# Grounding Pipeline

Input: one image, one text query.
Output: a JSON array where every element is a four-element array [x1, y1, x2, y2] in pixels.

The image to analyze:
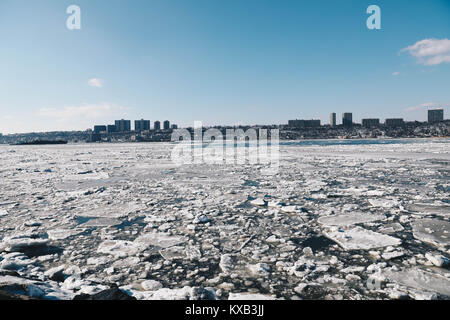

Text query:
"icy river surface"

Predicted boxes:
[[0, 139, 449, 300]]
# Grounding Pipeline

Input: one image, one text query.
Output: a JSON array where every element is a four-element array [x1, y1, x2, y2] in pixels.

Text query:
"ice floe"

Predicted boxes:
[[325, 227, 401, 250]]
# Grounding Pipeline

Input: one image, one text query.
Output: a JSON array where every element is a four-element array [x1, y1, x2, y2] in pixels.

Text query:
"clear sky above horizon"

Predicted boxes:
[[0, 0, 449, 134]]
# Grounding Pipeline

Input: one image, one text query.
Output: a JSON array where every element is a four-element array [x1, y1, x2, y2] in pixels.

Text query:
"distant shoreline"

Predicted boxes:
[[1, 136, 449, 147]]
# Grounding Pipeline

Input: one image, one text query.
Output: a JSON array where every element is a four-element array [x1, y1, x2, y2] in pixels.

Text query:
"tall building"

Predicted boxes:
[[342, 113, 353, 127], [330, 113, 336, 127], [428, 109, 444, 123], [362, 118, 380, 128], [107, 125, 117, 133], [288, 119, 321, 128], [135, 119, 150, 131], [115, 119, 131, 132], [93, 125, 107, 133], [172, 124, 178, 129], [154, 121, 161, 131], [163, 120, 171, 130], [385, 118, 404, 127]]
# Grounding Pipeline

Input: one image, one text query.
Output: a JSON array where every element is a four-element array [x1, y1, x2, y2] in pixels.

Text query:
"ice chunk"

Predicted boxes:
[[134, 232, 187, 249], [97, 240, 142, 258], [425, 253, 450, 267], [405, 204, 450, 217], [411, 219, 450, 247], [247, 263, 271, 277], [193, 214, 211, 224], [2, 236, 49, 253], [130, 286, 214, 300], [378, 223, 404, 234], [159, 246, 186, 260], [325, 227, 401, 250], [228, 292, 276, 300], [250, 198, 265, 207], [47, 229, 81, 241], [318, 212, 385, 227], [141, 280, 163, 291], [0, 209, 8, 217], [385, 267, 450, 297], [87, 256, 110, 266], [382, 251, 404, 260], [285, 256, 330, 278], [44, 266, 66, 282], [368, 199, 399, 208], [281, 206, 301, 213], [79, 217, 121, 227], [219, 254, 236, 274]]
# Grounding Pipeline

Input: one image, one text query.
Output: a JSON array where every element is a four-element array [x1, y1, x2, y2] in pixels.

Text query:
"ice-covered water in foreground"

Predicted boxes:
[[0, 139, 449, 300]]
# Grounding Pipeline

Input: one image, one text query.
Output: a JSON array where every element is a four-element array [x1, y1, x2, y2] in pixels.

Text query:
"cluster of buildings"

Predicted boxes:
[[288, 109, 445, 129], [93, 119, 177, 134]]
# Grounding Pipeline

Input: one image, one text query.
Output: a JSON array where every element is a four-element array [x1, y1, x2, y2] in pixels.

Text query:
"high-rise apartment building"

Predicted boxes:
[[428, 109, 444, 123], [135, 119, 151, 131], [330, 113, 336, 126], [154, 121, 161, 131], [342, 113, 353, 127], [115, 119, 131, 132]]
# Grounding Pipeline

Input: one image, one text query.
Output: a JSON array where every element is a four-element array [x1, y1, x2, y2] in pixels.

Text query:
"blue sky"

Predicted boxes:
[[0, 0, 449, 133]]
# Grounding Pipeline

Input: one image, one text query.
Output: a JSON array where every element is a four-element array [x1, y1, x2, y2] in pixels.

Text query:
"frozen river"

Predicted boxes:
[[0, 139, 449, 300]]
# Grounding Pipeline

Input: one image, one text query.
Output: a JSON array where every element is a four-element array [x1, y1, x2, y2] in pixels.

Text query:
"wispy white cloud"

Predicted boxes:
[[39, 103, 126, 122], [401, 39, 450, 66], [88, 78, 103, 88], [392, 72, 400, 76], [404, 102, 449, 113]]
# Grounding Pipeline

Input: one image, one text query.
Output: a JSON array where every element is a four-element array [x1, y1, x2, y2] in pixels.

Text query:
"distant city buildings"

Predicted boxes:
[[330, 113, 336, 127], [135, 119, 150, 131], [107, 125, 117, 133], [288, 119, 321, 128], [154, 121, 161, 131], [91, 117, 177, 135], [163, 120, 171, 130], [342, 113, 353, 127], [428, 109, 444, 123], [385, 118, 404, 127], [93, 125, 107, 133], [84, 108, 447, 143], [362, 118, 380, 128], [115, 119, 131, 132]]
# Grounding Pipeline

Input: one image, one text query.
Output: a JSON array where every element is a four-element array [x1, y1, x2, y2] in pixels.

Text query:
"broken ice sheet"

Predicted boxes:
[[1, 140, 449, 300], [97, 240, 142, 258], [79, 217, 122, 228], [384, 267, 450, 297], [368, 199, 399, 208], [325, 227, 401, 250], [228, 292, 276, 300], [134, 232, 187, 249], [411, 218, 450, 247], [405, 203, 450, 217], [318, 212, 385, 227], [159, 246, 186, 260], [75, 202, 142, 218]]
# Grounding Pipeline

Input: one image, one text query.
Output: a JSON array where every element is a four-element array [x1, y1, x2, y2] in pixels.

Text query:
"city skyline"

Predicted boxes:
[[89, 108, 445, 133], [1, 0, 450, 134], [0, 107, 447, 136]]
